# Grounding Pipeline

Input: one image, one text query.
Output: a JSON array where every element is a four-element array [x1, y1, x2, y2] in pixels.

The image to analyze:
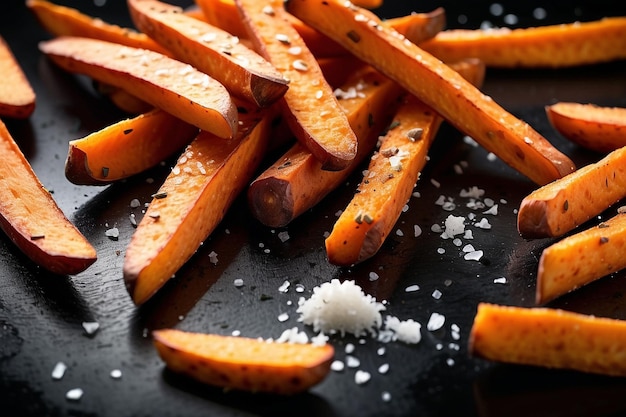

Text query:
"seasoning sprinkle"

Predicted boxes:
[[292, 59, 308, 71], [347, 30, 361, 43], [407, 127, 424, 141]]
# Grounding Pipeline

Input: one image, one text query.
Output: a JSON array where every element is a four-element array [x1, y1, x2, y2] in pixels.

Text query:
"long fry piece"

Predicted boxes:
[[124, 103, 270, 305], [536, 213, 626, 304], [420, 17, 626, 68], [39, 36, 238, 138], [65, 109, 198, 185], [236, 0, 358, 171], [0, 37, 35, 119], [285, 0, 576, 185], [27, 0, 170, 55], [469, 303, 626, 377], [247, 66, 402, 228], [518, 146, 626, 238], [128, 0, 288, 107], [0, 120, 96, 275], [546, 102, 626, 153], [325, 59, 485, 266], [153, 329, 334, 394]]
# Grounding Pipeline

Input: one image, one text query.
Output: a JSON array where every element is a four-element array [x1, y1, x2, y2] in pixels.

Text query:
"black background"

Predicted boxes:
[[2, 1, 626, 416]]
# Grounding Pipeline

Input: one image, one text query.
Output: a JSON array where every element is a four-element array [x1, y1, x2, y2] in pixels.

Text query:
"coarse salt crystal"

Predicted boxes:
[[233, 278, 244, 287], [66, 388, 84, 401], [331, 360, 345, 372], [464, 250, 484, 261], [378, 363, 390, 374], [277, 312, 289, 322], [346, 355, 360, 368], [105, 227, 119, 239], [355, 370, 371, 385], [369, 271, 379, 281], [382, 391, 392, 402], [414, 224, 422, 237], [51, 362, 67, 380], [494, 277, 507, 284], [130, 198, 141, 208], [474, 218, 492, 229], [278, 280, 290, 293], [405, 284, 420, 293], [427, 312, 445, 331], [208, 251, 218, 265], [432, 289, 442, 300], [110, 369, 122, 379], [82, 321, 99, 336], [483, 205, 499, 215], [345, 343, 356, 354]]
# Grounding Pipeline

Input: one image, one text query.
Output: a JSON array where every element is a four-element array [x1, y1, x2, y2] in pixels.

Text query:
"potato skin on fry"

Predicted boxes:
[[153, 329, 334, 394]]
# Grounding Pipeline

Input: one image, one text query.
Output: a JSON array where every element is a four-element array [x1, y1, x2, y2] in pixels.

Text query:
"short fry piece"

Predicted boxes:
[[124, 104, 270, 305], [325, 59, 485, 266], [248, 66, 402, 228], [65, 109, 198, 185], [0, 37, 35, 119], [128, 0, 288, 107], [0, 120, 96, 275], [27, 0, 170, 55], [285, 0, 576, 185], [236, 0, 357, 170], [546, 102, 626, 153], [469, 303, 626, 377], [518, 146, 626, 238], [420, 17, 626, 68], [536, 213, 626, 304], [153, 329, 334, 394], [39, 36, 238, 138]]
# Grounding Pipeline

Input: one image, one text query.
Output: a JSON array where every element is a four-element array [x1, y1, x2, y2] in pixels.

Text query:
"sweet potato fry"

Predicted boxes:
[[128, 0, 288, 107], [517, 146, 626, 238], [546, 102, 626, 154], [153, 329, 334, 394], [27, 0, 170, 55], [325, 59, 485, 266], [285, 0, 576, 185], [124, 103, 270, 305], [197, 0, 444, 57], [248, 66, 402, 228], [0, 119, 96, 275], [0, 37, 35, 119], [469, 303, 626, 376], [236, 0, 357, 171], [65, 109, 198, 185], [39, 36, 238, 138], [536, 213, 626, 304], [420, 17, 626, 68]]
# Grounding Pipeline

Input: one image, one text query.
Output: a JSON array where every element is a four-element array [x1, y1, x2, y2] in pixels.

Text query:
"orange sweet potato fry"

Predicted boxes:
[[0, 37, 35, 119], [27, 0, 170, 55], [235, 0, 358, 171], [39, 36, 238, 139], [325, 59, 485, 266], [546, 102, 626, 153], [128, 0, 288, 107], [518, 146, 626, 238], [0, 119, 96, 275], [536, 213, 626, 304], [65, 109, 198, 185], [247, 66, 402, 228], [469, 303, 626, 376], [153, 329, 334, 394], [420, 17, 626, 68], [285, 0, 576, 186], [124, 103, 270, 305]]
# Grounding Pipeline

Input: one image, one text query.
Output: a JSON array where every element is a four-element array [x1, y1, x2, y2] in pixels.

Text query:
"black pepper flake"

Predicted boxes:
[[277, 160, 292, 170], [30, 234, 45, 240], [347, 30, 361, 43], [102, 167, 109, 178], [407, 128, 424, 141], [152, 192, 168, 199], [563, 200, 569, 212], [600, 236, 610, 244], [123, 128, 133, 135], [598, 222, 610, 229]]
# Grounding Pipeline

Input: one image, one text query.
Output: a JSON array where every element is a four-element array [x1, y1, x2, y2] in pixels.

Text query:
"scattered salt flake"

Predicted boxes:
[[277, 312, 290, 322], [346, 355, 360, 368], [382, 391, 392, 402], [384, 316, 422, 344], [441, 215, 465, 239], [430, 178, 441, 188], [451, 323, 461, 341], [345, 343, 356, 354], [396, 229, 404, 237], [278, 231, 290, 242], [208, 251, 218, 265], [474, 218, 492, 229], [462, 244, 475, 252], [331, 360, 345, 372], [452, 238, 462, 247], [463, 230, 474, 240], [431, 224, 442, 233], [493, 277, 507, 284], [129, 198, 141, 208], [446, 358, 456, 366], [311, 332, 328, 346], [233, 278, 244, 287], [486, 152, 497, 161], [369, 271, 379, 281], [449, 342, 460, 351], [82, 321, 99, 336], [463, 136, 479, 147], [413, 225, 422, 237], [276, 327, 308, 344], [460, 186, 485, 199], [483, 204, 499, 215], [377, 347, 386, 356], [51, 362, 67, 380], [464, 250, 484, 261], [295, 284, 305, 293], [105, 227, 119, 239], [110, 369, 122, 379], [405, 284, 420, 293], [278, 280, 290, 293], [231, 330, 241, 336], [432, 289, 442, 300], [427, 312, 445, 331], [355, 370, 371, 385], [66, 388, 84, 401], [437, 248, 445, 254], [378, 363, 390, 374]]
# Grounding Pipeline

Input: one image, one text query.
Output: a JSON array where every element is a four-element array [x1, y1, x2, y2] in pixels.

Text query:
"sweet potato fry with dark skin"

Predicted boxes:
[[65, 109, 198, 185], [236, 0, 358, 171], [39, 36, 238, 138], [128, 0, 288, 107], [420, 17, 626, 68], [285, 0, 576, 185], [153, 329, 334, 394], [518, 146, 626, 238], [536, 213, 626, 304], [470, 303, 626, 377], [546, 102, 626, 153], [0, 119, 96, 275], [0, 37, 35, 119]]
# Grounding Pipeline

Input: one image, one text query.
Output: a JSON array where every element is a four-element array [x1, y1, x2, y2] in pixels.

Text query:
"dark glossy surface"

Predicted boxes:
[[2, 1, 626, 416]]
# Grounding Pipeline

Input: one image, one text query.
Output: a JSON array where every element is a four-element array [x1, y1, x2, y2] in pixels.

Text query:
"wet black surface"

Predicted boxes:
[[2, 1, 626, 416]]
